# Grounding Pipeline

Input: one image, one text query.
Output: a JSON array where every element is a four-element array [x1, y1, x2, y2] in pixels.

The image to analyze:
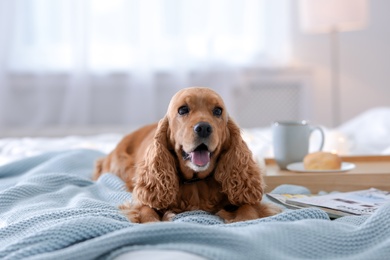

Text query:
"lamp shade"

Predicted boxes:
[[299, 0, 369, 33]]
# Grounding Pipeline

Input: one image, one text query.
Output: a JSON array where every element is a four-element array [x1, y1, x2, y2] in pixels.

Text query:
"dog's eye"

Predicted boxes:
[[213, 107, 223, 116], [178, 106, 189, 115]]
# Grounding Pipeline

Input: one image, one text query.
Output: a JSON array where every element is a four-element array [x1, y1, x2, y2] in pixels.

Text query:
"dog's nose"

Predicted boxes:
[[194, 122, 212, 138]]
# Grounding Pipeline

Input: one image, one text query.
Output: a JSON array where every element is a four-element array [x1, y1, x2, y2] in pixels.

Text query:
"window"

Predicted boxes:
[[7, 0, 291, 72]]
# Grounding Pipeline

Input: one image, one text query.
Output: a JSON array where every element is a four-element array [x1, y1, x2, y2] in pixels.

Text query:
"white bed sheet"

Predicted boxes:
[[1, 107, 389, 167], [0, 134, 122, 166]]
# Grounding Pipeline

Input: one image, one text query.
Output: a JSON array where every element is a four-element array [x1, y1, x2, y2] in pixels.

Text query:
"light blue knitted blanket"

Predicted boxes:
[[1, 149, 390, 260]]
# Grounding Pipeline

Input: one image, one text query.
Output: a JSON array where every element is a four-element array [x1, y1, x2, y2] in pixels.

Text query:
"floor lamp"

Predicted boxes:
[[299, 0, 369, 127]]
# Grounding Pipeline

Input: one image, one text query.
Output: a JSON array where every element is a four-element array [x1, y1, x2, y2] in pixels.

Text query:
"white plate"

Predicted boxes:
[[286, 162, 356, 173]]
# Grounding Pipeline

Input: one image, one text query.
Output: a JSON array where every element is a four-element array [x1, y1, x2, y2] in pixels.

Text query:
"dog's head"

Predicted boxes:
[[166, 87, 229, 180], [136, 87, 264, 209]]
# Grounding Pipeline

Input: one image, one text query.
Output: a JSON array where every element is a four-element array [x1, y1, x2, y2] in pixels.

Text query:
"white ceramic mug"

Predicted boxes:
[[272, 120, 325, 170]]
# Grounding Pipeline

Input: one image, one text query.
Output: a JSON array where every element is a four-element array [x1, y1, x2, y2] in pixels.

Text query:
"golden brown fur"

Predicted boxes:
[[93, 87, 280, 223]]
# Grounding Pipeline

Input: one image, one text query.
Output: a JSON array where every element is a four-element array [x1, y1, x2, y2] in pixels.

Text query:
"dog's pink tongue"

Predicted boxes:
[[191, 150, 210, 167]]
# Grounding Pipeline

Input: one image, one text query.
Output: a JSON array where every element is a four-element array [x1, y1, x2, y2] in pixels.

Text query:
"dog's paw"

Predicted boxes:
[[162, 211, 176, 221], [216, 202, 282, 223], [119, 202, 161, 223], [265, 202, 283, 216], [216, 209, 236, 223]]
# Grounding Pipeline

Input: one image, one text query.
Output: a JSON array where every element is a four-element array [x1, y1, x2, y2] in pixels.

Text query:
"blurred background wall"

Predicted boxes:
[[0, 0, 388, 136], [290, 0, 390, 128]]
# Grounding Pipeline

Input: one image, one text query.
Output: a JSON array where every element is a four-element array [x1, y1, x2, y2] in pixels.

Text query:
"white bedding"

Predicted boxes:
[[0, 134, 122, 166], [1, 107, 389, 167]]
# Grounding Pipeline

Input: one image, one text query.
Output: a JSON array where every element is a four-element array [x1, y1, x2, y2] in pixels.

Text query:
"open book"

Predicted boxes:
[[267, 188, 390, 219]]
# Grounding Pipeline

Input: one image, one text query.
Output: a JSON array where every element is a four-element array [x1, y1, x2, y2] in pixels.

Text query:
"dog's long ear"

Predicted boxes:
[[133, 116, 179, 209], [215, 117, 264, 205]]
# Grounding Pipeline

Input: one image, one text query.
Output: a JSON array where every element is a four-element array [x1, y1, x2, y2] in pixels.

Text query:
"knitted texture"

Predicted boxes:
[[0, 149, 390, 260]]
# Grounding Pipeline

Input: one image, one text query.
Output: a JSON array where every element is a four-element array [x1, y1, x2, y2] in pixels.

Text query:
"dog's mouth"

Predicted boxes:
[[182, 143, 211, 167]]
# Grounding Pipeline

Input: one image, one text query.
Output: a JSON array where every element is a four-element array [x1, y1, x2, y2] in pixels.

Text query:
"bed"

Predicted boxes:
[[1, 107, 390, 260]]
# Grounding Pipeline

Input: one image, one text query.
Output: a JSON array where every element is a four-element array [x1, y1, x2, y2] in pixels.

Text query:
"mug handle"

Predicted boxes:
[[310, 126, 325, 151]]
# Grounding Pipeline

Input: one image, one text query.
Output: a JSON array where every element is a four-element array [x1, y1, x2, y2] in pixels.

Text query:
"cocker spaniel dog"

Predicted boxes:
[[93, 87, 279, 223]]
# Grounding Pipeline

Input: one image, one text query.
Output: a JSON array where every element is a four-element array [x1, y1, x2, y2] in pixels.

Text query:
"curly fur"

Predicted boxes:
[[93, 87, 280, 223], [215, 118, 264, 205], [133, 117, 179, 209]]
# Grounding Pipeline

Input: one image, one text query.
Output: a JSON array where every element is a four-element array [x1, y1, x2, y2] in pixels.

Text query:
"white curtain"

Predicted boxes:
[[0, 0, 291, 130]]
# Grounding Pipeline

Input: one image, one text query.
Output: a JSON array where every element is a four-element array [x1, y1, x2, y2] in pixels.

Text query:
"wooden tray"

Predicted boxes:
[[264, 155, 390, 193]]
